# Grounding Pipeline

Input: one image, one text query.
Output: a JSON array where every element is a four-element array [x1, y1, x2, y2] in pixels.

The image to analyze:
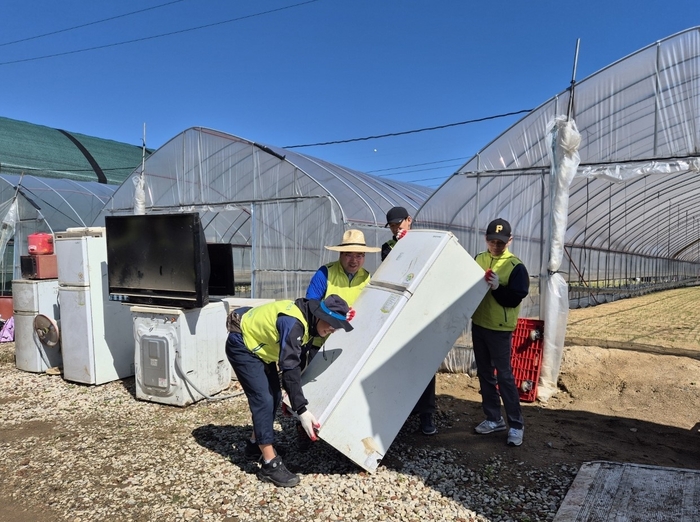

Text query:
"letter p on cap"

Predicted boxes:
[[495, 225, 503, 233]]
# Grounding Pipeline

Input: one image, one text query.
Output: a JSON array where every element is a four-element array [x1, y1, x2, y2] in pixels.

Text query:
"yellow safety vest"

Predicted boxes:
[[240, 300, 310, 364], [472, 250, 523, 331], [311, 261, 370, 347]]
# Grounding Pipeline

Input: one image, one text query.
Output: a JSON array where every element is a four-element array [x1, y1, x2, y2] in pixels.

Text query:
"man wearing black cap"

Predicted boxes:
[[225, 294, 354, 487], [472, 218, 529, 447], [380, 206, 438, 436], [381, 206, 411, 260]]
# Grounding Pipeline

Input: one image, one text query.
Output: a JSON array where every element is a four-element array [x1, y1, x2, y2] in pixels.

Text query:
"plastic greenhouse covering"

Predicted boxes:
[[94, 127, 433, 299], [0, 174, 116, 293], [418, 26, 700, 398]]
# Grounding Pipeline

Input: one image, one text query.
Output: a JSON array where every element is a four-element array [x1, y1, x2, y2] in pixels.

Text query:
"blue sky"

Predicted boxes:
[[0, 0, 696, 188]]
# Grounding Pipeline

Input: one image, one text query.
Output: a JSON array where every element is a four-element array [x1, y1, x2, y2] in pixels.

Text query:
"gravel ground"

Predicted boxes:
[[0, 342, 576, 522]]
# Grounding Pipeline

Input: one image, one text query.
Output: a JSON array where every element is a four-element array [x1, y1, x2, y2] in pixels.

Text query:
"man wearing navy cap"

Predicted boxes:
[[225, 294, 354, 486]]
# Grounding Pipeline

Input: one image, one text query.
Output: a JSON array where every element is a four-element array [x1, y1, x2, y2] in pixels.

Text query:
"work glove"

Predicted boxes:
[[485, 269, 499, 290], [298, 410, 321, 441], [396, 228, 408, 240]]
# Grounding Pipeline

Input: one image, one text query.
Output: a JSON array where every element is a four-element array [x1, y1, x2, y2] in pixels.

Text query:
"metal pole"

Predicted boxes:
[[567, 39, 581, 121]]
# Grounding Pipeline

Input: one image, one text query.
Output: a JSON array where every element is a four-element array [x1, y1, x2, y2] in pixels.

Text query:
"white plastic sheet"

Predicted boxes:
[[539, 117, 581, 402]]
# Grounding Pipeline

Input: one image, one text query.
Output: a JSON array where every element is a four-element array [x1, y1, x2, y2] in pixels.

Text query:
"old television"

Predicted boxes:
[[105, 213, 210, 309], [206, 243, 235, 296]]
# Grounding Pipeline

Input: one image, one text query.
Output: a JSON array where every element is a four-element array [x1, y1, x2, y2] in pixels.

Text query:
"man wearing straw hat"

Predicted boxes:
[[299, 229, 380, 447]]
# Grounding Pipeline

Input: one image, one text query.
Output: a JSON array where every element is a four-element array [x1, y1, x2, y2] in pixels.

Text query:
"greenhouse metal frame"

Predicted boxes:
[[94, 127, 433, 299], [0, 174, 117, 292]]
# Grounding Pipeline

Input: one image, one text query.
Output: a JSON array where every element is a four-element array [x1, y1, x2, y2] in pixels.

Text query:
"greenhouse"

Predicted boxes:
[[0, 174, 117, 292], [0, 116, 147, 184], [418, 26, 700, 396], [94, 127, 433, 298], [0, 116, 148, 296]]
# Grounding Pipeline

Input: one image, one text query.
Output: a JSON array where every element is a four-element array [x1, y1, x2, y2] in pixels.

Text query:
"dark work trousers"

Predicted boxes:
[[225, 332, 281, 445], [412, 375, 437, 416], [471, 323, 524, 430]]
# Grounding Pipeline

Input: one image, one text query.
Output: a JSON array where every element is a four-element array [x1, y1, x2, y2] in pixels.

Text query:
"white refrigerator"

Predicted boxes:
[[12, 278, 61, 373], [55, 227, 134, 385], [298, 230, 488, 472]]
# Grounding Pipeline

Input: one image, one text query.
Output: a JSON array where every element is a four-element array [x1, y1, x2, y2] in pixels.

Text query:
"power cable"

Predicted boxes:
[[0, 0, 321, 66], [283, 109, 532, 148], [0, 0, 190, 47], [366, 156, 469, 173]]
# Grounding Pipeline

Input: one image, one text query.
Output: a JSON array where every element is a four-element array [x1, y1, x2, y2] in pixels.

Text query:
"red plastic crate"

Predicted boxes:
[[510, 318, 545, 402]]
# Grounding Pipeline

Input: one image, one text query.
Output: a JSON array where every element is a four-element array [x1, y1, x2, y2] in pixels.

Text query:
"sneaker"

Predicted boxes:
[[475, 417, 507, 434], [257, 456, 300, 487], [420, 413, 437, 436], [507, 427, 524, 447]]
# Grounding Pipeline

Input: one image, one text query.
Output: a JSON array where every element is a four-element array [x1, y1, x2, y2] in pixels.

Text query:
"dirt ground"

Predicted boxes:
[[397, 286, 700, 482], [2, 287, 700, 520]]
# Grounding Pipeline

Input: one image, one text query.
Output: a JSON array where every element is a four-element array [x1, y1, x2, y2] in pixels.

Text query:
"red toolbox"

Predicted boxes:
[[28, 233, 54, 255], [510, 318, 545, 402]]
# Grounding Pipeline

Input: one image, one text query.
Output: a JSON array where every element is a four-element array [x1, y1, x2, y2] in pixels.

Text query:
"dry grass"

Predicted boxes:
[[566, 286, 700, 354]]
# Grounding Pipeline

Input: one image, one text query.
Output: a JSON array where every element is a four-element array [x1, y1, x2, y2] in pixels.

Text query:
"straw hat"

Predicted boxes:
[[325, 229, 381, 253]]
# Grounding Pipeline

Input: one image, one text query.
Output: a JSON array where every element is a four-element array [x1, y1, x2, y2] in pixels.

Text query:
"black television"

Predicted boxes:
[[105, 213, 211, 309], [206, 243, 235, 296]]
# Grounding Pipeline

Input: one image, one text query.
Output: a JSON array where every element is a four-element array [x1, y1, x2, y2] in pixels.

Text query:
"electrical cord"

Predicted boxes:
[[174, 351, 244, 401]]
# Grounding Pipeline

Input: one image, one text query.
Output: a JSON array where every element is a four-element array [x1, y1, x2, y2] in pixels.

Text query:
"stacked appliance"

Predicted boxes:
[[132, 297, 272, 407], [55, 227, 134, 385], [20, 232, 58, 280], [294, 230, 488, 472], [13, 278, 61, 372], [14, 232, 62, 373]]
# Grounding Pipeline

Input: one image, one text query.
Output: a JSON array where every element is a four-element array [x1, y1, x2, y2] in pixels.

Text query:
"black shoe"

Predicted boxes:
[[257, 456, 300, 487], [244, 440, 286, 461], [420, 413, 437, 436]]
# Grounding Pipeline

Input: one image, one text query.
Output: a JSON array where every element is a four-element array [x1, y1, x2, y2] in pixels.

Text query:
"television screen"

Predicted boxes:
[[105, 213, 210, 309], [207, 243, 235, 296]]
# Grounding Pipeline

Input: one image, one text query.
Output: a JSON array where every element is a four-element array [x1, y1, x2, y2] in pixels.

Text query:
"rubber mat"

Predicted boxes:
[[554, 461, 700, 521]]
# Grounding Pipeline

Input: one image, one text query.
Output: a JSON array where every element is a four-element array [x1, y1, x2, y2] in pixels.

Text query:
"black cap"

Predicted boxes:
[[309, 294, 354, 332], [486, 218, 512, 242], [385, 206, 410, 227]]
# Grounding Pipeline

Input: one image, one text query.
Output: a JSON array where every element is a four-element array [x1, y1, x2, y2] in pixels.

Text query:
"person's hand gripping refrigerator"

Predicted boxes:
[[484, 268, 499, 290]]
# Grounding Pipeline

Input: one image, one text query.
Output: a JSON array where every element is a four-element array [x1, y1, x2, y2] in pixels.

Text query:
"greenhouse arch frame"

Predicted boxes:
[[417, 26, 700, 390], [95, 127, 433, 299]]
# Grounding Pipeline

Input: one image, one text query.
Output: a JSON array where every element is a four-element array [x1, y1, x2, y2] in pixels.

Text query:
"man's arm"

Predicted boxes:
[[277, 316, 309, 414], [381, 241, 392, 262], [305, 266, 329, 300], [491, 263, 529, 308]]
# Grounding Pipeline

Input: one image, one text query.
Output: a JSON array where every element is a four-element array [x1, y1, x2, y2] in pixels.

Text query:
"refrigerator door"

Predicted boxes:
[[60, 286, 135, 385], [55, 228, 106, 287], [299, 230, 488, 472], [299, 284, 409, 421], [59, 287, 96, 383], [369, 230, 456, 293]]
